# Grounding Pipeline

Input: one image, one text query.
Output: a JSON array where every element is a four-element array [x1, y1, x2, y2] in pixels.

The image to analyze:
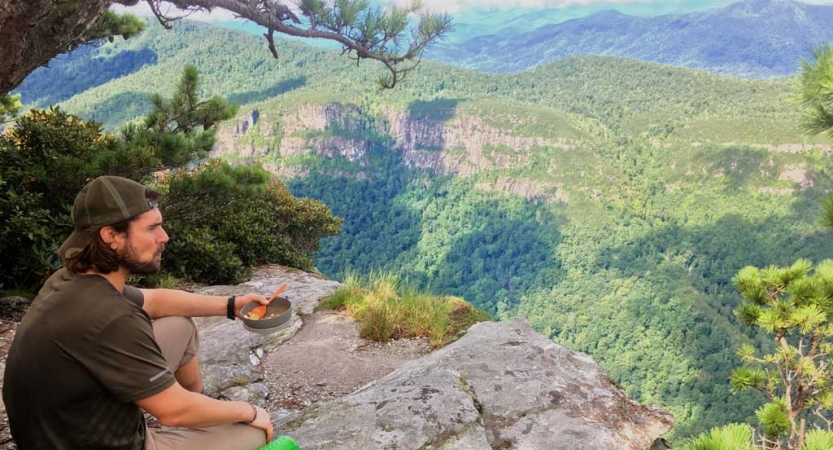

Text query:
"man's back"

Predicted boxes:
[[3, 269, 174, 450]]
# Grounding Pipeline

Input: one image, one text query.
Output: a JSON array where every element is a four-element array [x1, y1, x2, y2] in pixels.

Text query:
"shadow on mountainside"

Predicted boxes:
[[14, 48, 158, 108], [406, 98, 462, 123], [227, 76, 308, 106], [587, 190, 833, 434]]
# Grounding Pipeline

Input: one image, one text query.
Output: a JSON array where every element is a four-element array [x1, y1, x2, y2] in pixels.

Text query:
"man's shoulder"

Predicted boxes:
[[26, 270, 146, 336], [36, 270, 115, 307]]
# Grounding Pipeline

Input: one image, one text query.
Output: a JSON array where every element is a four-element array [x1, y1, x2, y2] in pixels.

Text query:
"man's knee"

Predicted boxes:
[[152, 316, 200, 370], [234, 424, 268, 450]]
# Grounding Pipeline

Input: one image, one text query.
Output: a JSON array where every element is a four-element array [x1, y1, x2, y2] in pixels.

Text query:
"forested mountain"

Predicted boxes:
[[12, 20, 833, 440], [423, 0, 736, 44], [427, 0, 833, 78]]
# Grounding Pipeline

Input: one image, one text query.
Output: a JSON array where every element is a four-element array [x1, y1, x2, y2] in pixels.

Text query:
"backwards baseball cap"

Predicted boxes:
[[58, 176, 161, 260]]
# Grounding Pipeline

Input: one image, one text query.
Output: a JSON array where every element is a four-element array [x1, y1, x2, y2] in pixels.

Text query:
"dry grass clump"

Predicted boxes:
[[319, 271, 490, 348]]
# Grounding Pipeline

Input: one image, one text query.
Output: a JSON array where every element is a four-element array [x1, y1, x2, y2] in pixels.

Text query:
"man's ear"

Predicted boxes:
[[99, 226, 119, 248]]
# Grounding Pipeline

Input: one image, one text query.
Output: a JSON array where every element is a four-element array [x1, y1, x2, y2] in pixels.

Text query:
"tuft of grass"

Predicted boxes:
[[321, 271, 491, 348], [319, 270, 364, 309]]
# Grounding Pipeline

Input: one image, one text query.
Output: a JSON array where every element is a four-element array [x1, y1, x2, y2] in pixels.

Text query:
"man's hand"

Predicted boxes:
[[233, 294, 268, 319], [250, 405, 273, 442]]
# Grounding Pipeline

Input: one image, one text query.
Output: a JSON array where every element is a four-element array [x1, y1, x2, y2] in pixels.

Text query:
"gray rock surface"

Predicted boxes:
[[138, 265, 670, 448], [198, 266, 340, 315], [285, 319, 673, 450], [223, 382, 271, 407], [193, 266, 339, 395]]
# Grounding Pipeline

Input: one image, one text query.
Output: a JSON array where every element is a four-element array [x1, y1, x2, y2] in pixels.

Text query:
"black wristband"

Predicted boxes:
[[227, 295, 236, 320]]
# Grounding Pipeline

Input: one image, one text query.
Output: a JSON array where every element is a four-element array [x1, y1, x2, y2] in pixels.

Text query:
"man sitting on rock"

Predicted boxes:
[[3, 176, 273, 450]]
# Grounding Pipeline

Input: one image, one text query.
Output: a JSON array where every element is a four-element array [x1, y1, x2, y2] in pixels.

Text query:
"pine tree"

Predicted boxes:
[[798, 43, 833, 139], [0, 65, 235, 290], [730, 260, 833, 449]]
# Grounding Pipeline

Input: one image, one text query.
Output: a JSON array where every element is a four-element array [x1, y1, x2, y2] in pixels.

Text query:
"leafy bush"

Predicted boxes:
[[0, 108, 119, 289], [160, 160, 341, 284], [161, 226, 248, 285], [0, 66, 338, 293]]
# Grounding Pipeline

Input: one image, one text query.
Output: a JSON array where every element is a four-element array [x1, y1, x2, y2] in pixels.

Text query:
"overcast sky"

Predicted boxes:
[[112, 0, 833, 21]]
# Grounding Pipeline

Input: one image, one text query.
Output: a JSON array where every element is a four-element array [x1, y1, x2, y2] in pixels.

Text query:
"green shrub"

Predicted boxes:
[[161, 160, 341, 284], [0, 66, 235, 293], [162, 226, 248, 285], [0, 108, 119, 289], [129, 272, 184, 289]]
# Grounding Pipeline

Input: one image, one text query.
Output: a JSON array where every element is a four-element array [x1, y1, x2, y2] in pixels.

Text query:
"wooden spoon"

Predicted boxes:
[[248, 283, 287, 320]]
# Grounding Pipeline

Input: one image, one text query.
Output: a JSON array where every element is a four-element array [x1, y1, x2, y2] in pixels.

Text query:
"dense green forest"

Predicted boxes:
[[13, 20, 833, 439]]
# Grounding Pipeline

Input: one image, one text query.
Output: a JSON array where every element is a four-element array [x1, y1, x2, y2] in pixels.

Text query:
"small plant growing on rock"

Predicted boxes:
[[320, 271, 490, 348]]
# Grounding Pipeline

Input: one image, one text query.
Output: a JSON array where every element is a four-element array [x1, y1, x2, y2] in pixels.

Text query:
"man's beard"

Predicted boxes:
[[119, 244, 164, 275]]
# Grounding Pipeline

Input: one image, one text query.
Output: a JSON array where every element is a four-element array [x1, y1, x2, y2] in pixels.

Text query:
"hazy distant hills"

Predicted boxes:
[[13, 18, 833, 439], [427, 0, 833, 78]]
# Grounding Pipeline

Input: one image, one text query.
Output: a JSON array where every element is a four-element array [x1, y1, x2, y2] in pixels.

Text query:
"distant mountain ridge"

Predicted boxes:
[[426, 0, 833, 78], [14, 20, 833, 439]]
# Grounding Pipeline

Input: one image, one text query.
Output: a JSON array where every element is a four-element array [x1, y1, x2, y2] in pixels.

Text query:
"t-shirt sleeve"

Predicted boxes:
[[81, 313, 175, 402], [122, 285, 144, 307]]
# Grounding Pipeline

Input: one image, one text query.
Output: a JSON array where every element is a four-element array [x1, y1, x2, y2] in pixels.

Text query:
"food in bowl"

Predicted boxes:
[[243, 311, 279, 320]]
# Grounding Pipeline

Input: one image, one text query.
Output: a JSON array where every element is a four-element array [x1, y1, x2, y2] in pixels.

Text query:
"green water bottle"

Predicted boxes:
[[258, 435, 299, 450]]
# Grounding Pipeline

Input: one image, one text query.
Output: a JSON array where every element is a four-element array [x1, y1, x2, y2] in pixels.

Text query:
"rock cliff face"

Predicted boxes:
[[189, 266, 672, 449], [212, 104, 575, 204], [285, 319, 673, 450]]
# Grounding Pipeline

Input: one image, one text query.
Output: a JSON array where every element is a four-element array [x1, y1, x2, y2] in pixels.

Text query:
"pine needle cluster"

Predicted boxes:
[[729, 260, 833, 449]]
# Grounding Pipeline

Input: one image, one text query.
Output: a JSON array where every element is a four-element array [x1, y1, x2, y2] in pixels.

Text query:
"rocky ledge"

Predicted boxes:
[[189, 266, 673, 449], [284, 319, 673, 449], [0, 266, 673, 449]]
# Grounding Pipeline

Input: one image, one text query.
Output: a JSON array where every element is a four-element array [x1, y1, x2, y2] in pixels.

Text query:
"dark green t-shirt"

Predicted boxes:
[[3, 269, 176, 450]]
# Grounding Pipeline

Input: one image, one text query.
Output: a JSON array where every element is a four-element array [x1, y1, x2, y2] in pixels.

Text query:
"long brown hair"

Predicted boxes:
[[64, 220, 132, 274]]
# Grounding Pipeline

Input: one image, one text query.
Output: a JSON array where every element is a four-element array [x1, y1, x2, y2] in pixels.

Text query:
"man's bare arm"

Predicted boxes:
[[135, 382, 273, 440], [139, 289, 267, 319]]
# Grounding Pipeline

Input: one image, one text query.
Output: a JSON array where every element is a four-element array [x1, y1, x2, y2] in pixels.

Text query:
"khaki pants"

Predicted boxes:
[[145, 316, 267, 450]]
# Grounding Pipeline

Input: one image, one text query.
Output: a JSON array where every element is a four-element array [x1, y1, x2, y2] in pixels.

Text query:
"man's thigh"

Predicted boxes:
[[145, 423, 266, 450], [152, 316, 199, 371]]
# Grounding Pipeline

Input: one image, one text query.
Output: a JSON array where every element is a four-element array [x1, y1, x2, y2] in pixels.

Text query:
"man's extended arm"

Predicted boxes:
[[138, 288, 267, 320], [136, 381, 273, 441]]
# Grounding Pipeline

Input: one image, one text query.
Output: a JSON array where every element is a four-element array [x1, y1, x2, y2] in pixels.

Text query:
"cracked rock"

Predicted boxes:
[[284, 320, 672, 449]]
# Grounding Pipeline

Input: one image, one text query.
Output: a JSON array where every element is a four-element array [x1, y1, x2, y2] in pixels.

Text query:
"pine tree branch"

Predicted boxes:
[[0, 0, 450, 96], [157, 0, 451, 88]]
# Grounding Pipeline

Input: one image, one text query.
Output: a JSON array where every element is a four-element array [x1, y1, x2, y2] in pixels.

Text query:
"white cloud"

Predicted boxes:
[[110, 3, 237, 22]]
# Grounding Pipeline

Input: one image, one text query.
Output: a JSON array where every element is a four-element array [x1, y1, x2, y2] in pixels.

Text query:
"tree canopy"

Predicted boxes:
[[0, 0, 452, 97]]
